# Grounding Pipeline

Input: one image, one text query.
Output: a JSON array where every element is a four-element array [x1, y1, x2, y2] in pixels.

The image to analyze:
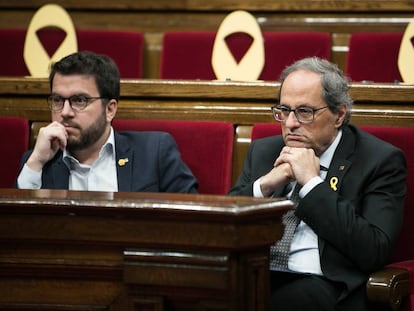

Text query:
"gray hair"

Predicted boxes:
[[278, 57, 353, 126]]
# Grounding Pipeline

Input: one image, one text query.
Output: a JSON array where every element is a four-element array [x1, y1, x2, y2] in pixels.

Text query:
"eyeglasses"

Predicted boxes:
[[47, 94, 106, 112], [271, 105, 329, 124]]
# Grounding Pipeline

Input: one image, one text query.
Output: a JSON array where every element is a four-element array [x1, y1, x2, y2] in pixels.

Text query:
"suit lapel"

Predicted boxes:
[[50, 153, 70, 189], [325, 127, 356, 193], [318, 126, 356, 254], [114, 133, 134, 192], [326, 159, 351, 193]]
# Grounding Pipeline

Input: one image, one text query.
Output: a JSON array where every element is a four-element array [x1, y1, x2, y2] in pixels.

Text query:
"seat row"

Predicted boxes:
[[1, 116, 413, 310], [0, 28, 406, 82]]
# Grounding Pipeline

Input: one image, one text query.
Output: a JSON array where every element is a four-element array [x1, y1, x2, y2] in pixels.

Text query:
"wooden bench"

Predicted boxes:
[[1, 78, 414, 185]]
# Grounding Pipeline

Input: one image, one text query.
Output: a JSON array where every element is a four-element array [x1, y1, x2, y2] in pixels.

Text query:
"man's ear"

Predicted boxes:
[[106, 99, 118, 123], [335, 104, 347, 128]]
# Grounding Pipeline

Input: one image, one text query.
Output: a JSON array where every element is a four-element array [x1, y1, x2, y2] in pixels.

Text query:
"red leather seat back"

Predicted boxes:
[[0, 28, 144, 78], [0, 117, 29, 188], [113, 119, 234, 195], [160, 31, 331, 81], [345, 32, 403, 83]]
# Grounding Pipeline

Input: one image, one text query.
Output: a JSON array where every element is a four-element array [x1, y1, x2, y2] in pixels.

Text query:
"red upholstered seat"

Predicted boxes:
[[259, 32, 331, 81], [251, 123, 414, 310], [0, 117, 29, 188], [0, 29, 29, 76], [359, 126, 414, 311], [251, 122, 282, 140], [160, 32, 216, 80], [0, 28, 144, 78], [160, 31, 331, 80], [112, 119, 234, 195], [345, 32, 403, 83], [358, 126, 414, 262]]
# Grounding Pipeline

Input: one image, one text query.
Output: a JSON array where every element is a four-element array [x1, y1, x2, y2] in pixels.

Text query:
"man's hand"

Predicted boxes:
[[259, 162, 294, 197], [26, 121, 68, 172], [275, 146, 320, 186]]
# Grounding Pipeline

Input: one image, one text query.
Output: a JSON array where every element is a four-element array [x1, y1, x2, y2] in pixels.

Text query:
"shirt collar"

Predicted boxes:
[[63, 126, 115, 169]]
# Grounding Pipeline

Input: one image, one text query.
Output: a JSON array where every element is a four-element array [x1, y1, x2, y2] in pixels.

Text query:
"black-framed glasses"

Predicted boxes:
[[271, 105, 329, 124], [47, 94, 106, 112]]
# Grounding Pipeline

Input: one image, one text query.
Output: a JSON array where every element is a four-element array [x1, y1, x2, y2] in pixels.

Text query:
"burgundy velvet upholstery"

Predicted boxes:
[[0, 117, 29, 188], [0, 28, 144, 78], [251, 122, 414, 310], [160, 31, 331, 80], [251, 122, 282, 140], [0, 29, 30, 76], [359, 126, 414, 311], [345, 32, 403, 83], [112, 119, 234, 195]]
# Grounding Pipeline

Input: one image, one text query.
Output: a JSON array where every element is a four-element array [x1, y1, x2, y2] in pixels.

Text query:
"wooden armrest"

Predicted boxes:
[[366, 267, 410, 311]]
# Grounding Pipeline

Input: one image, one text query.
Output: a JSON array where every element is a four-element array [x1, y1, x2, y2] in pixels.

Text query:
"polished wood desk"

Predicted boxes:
[[0, 188, 292, 310]]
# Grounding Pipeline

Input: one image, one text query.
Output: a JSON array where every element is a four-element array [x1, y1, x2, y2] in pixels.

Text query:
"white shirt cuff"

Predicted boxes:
[[299, 176, 324, 198], [253, 178, 265, 198], [17, 164, 42, 189]]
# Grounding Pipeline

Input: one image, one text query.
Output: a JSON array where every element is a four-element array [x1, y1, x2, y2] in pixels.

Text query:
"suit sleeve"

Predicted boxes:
[[157, 133, 198, 193], [228, 140, 257, 196], [297, 146, 406, 273]]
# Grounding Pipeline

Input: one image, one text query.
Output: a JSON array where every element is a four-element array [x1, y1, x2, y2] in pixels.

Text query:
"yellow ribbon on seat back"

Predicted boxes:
[[211, 10, 265, 82], [24, 3, 78, 77], [398, 17, 414, 84]]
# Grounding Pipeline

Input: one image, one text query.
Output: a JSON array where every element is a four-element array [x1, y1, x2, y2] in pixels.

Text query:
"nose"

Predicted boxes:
[[285, 111, 300, 128], [60, 99, 75, 115]]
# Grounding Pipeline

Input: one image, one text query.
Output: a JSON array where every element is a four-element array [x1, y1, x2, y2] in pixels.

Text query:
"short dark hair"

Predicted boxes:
[[278, 57, 353, 126], [49, 51, 120, 101]]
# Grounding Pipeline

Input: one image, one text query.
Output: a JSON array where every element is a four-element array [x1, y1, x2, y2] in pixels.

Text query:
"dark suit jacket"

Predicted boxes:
[[19, 131, 198, 193], [229, 125, 406, 310]]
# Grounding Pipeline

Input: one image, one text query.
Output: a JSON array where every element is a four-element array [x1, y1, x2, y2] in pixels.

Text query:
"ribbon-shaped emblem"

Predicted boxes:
[[211, 10, 265, 81], [23, 4, 78, 77], [118, 158, 129, 166], [330, 177, 338, 191], [398, 17, 414, 84]]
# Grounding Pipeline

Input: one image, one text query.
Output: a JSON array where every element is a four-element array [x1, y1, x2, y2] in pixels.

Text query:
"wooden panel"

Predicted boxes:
[[0, 188, 291, 311], [1, 78, 414, 125], [1, 0, 414, 12]]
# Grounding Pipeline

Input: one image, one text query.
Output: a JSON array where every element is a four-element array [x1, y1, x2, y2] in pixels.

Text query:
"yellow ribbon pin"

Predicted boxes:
[[330, 177, 338, 191], [118, 158, 129, 166]]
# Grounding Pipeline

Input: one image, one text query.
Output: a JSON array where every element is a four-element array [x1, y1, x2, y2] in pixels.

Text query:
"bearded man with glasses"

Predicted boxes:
[[17, 51, 197, 193], [229, 57, 406, 311]]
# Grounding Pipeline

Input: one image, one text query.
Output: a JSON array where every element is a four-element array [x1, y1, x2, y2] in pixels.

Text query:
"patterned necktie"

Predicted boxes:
[[270, 165, 328, 271], [270, 182, 301, 271]]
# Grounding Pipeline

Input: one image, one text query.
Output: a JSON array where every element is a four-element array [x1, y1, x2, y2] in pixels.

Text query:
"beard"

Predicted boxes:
[[65, 109, 108, 153]]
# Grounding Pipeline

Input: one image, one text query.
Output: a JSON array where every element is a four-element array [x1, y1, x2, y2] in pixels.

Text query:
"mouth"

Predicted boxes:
[[285, 133, 302, 141], [284, 133, 305, 146], [62, 123, 79, 134]]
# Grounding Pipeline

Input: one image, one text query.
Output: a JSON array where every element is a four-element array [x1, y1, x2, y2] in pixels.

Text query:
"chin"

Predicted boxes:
[[286, 141, 305, 148]]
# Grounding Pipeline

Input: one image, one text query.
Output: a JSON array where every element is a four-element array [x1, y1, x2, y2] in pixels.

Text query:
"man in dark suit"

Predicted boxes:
[[17, 51, 197, 193], [229, 57, 406, 310]]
